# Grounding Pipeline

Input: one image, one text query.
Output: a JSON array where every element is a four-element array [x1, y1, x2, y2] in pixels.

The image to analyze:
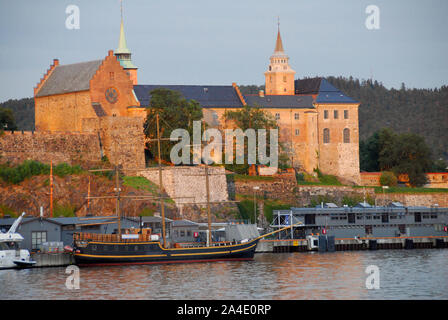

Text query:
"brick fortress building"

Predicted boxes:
[[28, 13, 360, 183]]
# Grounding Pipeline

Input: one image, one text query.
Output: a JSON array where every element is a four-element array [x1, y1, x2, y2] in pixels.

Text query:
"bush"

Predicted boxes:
[[380, 171, 397, 187], [53, 202, 76, 217], [0, 160, 84, 184]]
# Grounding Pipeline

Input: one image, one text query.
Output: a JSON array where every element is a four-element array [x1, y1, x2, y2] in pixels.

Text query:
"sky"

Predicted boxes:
[[0, 0, 447, 102]]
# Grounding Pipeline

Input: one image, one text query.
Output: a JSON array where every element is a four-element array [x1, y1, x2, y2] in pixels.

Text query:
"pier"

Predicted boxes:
[[256, 236, 448, 253], [30, 252, 74, 267]]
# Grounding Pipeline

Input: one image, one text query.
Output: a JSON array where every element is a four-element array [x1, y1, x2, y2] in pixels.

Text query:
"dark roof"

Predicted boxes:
[[295, 78, 358, 104], [36, 60, 103, 97], [172, 219, 199, 227], [244, 94, 314, 109], [133, 85, 244, 108]]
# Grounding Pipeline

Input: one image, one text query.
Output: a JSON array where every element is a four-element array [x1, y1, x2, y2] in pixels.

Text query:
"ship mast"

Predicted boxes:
[[203, 121, 213, 246], [156, 113, 167, 248]]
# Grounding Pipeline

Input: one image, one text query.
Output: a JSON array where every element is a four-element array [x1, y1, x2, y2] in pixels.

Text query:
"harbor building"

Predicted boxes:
[[272, 202, 448, 239]]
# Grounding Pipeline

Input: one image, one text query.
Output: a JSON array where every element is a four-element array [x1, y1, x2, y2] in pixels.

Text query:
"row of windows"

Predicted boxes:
[[274, 111, 349, 121], [323, 128, 351, 143], [324, 110, 349, 120]]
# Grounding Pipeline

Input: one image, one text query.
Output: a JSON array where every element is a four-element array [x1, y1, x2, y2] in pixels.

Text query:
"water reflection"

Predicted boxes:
[[0, 249, 447, 300]]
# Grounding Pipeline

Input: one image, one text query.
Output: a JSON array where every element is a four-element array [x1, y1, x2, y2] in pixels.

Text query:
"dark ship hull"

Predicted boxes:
[[73, 238, 260, 267]]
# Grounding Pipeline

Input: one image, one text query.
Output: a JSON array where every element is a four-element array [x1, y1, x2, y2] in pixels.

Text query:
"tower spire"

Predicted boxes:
[[114, 0, 138, 84], [264, 19, 295, 95], [275, 17, 284, 53]]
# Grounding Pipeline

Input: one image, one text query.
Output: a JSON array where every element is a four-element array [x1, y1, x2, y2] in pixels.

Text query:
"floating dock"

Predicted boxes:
[[256, 236, 448, 253], [30, 252, 74, 267]]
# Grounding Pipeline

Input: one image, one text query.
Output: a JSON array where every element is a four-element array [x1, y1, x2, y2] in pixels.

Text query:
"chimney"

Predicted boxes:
[[53, 59, 59, 66], [259, 90, 265, 97]]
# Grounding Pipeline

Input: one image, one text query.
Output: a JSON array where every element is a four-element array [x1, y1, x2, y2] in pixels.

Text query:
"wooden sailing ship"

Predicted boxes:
[[72, 115, 298, 266]]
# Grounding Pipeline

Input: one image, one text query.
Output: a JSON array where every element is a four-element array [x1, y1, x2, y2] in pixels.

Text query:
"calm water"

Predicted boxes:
[[1, 249, 447, 300]]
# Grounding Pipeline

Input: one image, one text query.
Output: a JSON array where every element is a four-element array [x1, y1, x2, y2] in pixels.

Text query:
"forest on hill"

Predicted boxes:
[[1, 76, 447, 161]]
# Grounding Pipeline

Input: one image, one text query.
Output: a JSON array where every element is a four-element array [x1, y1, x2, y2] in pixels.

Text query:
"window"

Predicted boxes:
[[294, 113, 299, 120], [32, 231, 47, 250], [295, 129, 300, 136], [343, 128, 350, 143], [283, 76, 287, 82], [344, 110, 349, 119], [414, 212, 422, 222], [334, 110, 339, 119], [275, 113, 280, 120], [324, 110, 329, 119], [109, 72, 114, 80], [180, 230, 185, 237], [323, 128, 330, 143]]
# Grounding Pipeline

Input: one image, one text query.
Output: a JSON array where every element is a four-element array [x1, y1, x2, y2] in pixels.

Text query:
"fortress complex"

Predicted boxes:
[[28, 12, 360, 184]]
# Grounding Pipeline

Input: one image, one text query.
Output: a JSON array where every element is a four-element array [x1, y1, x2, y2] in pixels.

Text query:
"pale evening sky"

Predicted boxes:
[[0, 0, 447, 102]]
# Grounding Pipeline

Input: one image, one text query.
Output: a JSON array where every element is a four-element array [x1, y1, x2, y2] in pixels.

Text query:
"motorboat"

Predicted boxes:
[[0, 212, 36, 269]]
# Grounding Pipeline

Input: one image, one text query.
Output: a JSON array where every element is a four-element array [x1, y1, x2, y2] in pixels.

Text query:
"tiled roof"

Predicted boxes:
[[35, 60, 103, 97], [133, 85, 244, 108]]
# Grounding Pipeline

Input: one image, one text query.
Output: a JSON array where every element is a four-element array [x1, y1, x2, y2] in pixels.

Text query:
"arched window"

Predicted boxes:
[[343, 128, 350, 143], [323, 128, 330, 144]]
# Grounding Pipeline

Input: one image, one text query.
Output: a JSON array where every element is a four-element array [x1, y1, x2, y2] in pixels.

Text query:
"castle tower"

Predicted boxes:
[[114, 1, 138, 85], [264, 21, 295, 95]]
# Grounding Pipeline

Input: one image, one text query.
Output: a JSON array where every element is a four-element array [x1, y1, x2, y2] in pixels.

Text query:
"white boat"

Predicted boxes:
[[0, 212, 36, 269]]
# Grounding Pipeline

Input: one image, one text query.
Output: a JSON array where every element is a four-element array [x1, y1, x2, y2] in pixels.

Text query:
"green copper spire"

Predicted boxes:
[[116, 19, 131, 54], [114, 1, 137, 69]]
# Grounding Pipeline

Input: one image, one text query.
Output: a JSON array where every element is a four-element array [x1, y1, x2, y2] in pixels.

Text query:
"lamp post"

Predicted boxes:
[[253, 186, 260, 226]]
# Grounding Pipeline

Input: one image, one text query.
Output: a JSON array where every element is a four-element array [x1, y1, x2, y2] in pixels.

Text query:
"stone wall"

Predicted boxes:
[[233, 176, 448, 207], [138, 166, 229, 206], [0, 115, 146, 170], [0, 131, 102, 166]]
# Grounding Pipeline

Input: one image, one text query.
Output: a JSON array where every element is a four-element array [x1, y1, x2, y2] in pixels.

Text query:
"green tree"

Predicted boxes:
[[143, 88, 203, 163], [379, 171, 397, 187], [361, 128, 433, 187], [0, 107, 17, 131], [223, 105, 279, 174]]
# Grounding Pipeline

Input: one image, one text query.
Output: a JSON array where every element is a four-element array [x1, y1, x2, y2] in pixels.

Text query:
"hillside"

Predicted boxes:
[[2, 77, 447, 160], [0, 173, 176, 218]]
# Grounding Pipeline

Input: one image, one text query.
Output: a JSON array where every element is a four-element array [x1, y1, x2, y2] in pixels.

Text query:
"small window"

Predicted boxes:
[[324, 110, 329, 119], [294, 113, 299, 120], [334, 110, 338, 119], [343, 128, 350, 143], [283, 76, 287, 82], [110, 72, 114, 80], [323, 128, 330, 144], [275, 113, 280, 120], [295, 129, 300, 136], [31, 231, 47, 250], [344, 110, 349, 119]]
